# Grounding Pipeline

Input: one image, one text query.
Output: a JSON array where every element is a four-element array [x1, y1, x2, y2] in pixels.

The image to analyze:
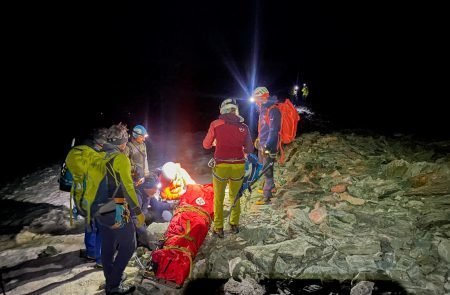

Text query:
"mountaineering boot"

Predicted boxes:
[[105, 284, 136, 295], [98, 273, 128, 291], [230, 224, 239, 234], [255, 197, 271, 205], [213, 228, 224, 238], [79, 249, 95, 261]]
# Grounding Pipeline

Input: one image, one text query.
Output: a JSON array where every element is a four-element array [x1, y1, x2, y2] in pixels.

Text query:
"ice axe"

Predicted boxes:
[[230, 159, 274, 209]]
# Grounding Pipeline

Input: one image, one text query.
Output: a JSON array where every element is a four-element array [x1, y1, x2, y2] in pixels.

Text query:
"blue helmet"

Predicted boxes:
[[132, 125, 148, 138]]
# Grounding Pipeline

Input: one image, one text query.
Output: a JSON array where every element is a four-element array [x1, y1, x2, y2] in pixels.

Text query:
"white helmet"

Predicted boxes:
[[161, 162, 178, 181], [220, 98, 239, 114], [252, 87, 269, 98]]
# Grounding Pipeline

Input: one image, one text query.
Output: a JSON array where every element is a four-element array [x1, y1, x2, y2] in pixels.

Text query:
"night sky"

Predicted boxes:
[[2, 1, 447, 183]]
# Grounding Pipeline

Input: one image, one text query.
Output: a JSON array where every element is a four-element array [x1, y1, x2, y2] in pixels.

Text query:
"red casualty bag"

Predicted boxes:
[[151, 184, 214, 287]]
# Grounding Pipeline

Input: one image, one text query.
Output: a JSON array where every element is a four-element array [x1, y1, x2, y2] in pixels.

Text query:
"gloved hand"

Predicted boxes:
[[132, 207, 146, 228], [169, 201, 179, 210], [264, 146, 277, 160], [136, 212, 145, 228], [135, 177, 145, 186], [254, 138, 260, 149]]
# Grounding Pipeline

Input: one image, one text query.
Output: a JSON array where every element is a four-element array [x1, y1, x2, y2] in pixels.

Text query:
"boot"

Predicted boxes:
[[106, 284, 136, 295], [213, 228, 224, 238], [230, 224, 239, 234], [98, 273, 128, 291], [79, 249, 95, 261], [255, 197, 271, 205]]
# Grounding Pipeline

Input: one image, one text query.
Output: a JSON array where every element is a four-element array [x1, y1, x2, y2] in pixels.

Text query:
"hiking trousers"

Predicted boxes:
[[261, 153, 275, 200], [85, 219, 102, 264], [97, 213, 136, 292], [212, 163, 245, 230]]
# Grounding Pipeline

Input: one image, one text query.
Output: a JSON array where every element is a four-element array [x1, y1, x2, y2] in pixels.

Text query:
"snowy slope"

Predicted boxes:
[[0, 131, 214, 294]]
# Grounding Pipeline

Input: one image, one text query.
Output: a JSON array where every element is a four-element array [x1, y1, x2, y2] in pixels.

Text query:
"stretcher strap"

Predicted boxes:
[[162, 245, 194, 278], [175, 205, 212, 224], [165, 219, 197, 246]]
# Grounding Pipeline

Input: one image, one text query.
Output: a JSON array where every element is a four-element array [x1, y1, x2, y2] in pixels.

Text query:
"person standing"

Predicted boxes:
[[203, 98, 254, 238], [301, 83, 309, 103], [252, 87, 281, 205], [96, 123, 145, 295], [125, 125, 150, 186]]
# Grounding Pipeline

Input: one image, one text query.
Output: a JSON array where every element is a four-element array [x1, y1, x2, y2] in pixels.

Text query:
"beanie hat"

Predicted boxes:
[[107, 123, 129, 145], [142, 176, 158, 190]]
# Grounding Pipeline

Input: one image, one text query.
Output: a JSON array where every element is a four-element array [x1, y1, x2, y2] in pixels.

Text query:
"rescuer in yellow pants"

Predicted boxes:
[[212, 163, 245, 237]]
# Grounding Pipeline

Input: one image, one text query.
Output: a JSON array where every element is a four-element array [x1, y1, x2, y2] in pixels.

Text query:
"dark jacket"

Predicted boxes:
[[258, 98, 281, 153]]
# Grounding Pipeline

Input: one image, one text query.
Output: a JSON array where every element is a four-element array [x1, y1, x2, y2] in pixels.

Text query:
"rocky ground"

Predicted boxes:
[[1, 132, 450, 294], [133, 132, 450, 294]]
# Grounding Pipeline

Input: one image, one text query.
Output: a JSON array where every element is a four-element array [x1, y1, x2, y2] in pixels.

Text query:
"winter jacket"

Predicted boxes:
[[102, 144, 140, 209], [125, 141, 150, 179], [203, 113, 254, 163]]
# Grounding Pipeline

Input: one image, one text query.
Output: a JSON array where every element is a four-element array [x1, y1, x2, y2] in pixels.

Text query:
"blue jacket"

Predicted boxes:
[[258, 98, 281, 153]]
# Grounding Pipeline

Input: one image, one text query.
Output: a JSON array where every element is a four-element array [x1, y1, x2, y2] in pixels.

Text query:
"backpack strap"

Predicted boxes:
[[94, 153, 122, 218], [105, 153, 120, 187], [130, 142, 146, 157], [129, 142, 147, 176], [264, 104, 278, 125]]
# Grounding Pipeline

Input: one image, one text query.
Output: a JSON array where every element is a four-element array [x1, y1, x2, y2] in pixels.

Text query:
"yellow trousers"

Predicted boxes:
[[212, 163, 245, 230]]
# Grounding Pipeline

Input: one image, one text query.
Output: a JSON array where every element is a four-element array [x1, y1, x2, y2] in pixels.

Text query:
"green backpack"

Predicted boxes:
[[65, 145, 118, 224]]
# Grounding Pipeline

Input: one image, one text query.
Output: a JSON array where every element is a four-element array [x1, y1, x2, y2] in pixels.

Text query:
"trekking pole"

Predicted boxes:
[[230, 161, 274, 210]]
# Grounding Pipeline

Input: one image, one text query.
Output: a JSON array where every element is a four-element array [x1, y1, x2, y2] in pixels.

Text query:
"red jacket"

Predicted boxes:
[[203, 113, 254, 163]]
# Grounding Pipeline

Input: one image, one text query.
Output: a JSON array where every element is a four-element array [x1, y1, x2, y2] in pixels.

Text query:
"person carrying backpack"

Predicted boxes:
[[253, 87, 282, 205], [253, 87, 300, 205], [203, 98, 254, 238], [95, 123, 145, 295], [64, 128, 108, 267], [124, 125, 150, 186]]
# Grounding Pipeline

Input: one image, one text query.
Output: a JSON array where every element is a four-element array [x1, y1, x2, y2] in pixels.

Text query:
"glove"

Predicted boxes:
[[135, 177, 145, 186], [170, 201, 179, 210], [254, 138, 260, 149], [264, 146, 277, 160], [135, 213, 146, 228], [132, 207, 146, 228]]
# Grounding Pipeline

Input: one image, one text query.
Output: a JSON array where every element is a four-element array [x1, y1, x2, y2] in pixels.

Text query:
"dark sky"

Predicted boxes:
[[1, 1, 447, 182]]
